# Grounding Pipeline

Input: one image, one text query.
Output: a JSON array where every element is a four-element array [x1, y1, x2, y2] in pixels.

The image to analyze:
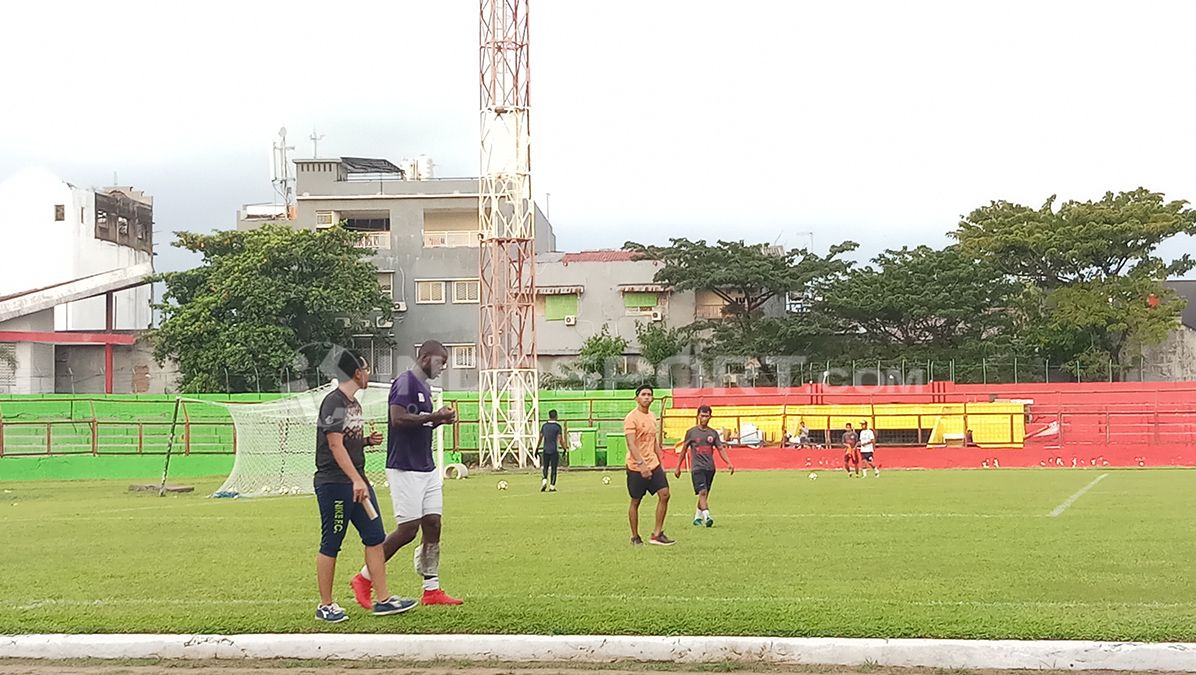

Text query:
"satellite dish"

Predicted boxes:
[[278, 126, 287, 139]]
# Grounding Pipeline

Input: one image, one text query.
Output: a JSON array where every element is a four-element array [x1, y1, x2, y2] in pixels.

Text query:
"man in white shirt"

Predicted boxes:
[[858, 421, 879, 477]]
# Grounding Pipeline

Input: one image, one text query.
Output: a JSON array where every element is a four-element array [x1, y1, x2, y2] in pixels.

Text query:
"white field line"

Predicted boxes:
[[7, 592, 1196, 612], [1049, 473, 1109, 517]]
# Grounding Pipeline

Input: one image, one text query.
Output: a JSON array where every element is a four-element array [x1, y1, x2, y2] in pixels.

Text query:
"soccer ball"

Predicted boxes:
[[808, 472, 818, 481], [497, 480, 509, 490], [602, 475, 611, 485]]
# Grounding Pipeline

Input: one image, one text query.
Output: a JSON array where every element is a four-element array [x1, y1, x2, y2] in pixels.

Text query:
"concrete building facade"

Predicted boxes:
[[239, 157, 557, 388], [0, 168, 153, 332]]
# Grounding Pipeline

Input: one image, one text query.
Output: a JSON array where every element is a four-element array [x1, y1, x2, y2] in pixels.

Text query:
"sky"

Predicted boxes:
[[2, 0, 1194, 276]]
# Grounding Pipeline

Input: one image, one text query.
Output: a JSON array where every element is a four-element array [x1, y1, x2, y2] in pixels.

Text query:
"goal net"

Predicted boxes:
[[209, 382, 444, 498]]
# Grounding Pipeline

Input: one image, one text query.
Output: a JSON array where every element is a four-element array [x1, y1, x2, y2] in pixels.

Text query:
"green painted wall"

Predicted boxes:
[[0, 454, 234, 482]]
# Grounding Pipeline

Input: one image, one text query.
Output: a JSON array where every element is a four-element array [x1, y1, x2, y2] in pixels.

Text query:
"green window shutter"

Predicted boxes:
[[545, 294, 578, 321], [623, 292, 658, 308]]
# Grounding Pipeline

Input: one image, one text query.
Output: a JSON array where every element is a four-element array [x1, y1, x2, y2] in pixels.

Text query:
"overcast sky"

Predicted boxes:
[[2, 0, 1193, 275]]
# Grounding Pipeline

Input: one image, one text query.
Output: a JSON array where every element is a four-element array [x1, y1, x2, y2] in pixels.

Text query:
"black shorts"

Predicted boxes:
[[861, 451, 875, 462], [691, 469, 716, 494], [315, 482, 385, 558], [627, 466, 669, 499]]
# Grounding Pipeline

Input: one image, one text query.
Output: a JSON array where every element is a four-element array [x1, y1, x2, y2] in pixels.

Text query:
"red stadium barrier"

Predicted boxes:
[[666, 382, 1196, 467], [658, 444, 1196, 471]]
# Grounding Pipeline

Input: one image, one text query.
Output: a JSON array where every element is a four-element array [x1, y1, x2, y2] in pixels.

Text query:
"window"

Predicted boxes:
[[623, 292, 659, 316], [117, 216, 129, 236], [79, 206, 85, 223], [54, 205, 64, 221], [97, 210, 109, 230], [451, 344, 477, 369], [0, 343, 15, 391], [377, 272, 395, 295], [416, 280, 446, 304], [452, 279, 480, 304], [315, 211, 335, 227], [545, 293, 578, 321]]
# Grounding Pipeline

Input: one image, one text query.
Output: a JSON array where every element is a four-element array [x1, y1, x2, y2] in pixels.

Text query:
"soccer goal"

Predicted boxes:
[[205, 382, 444, 498]]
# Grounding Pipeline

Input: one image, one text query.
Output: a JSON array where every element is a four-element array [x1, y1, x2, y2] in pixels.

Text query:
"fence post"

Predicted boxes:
[[982, 358, 987, 384], [1013, 356, 1018, 384], [1105, 411, 1110, 445], [1045, 359, 1050, 384], [90, 400, 99, 456], [183, 402, 192, 455], [138, 423, 144, 454]]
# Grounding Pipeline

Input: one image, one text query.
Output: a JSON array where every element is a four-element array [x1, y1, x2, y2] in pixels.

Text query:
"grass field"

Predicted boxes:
[[2, 467, 1194, 640]]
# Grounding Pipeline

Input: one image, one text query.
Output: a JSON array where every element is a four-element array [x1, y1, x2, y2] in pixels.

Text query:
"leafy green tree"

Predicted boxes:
[[152, 224, 391, 393], [817, 245, 1016, 352], [953, 188, 1195, 371], [624, 238, 856, 383], [634, 321, 689, 370]]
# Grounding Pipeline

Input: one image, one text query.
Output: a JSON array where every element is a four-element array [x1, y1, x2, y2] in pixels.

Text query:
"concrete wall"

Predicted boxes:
[[1138, 325, 1196, 382], [0, 309, 55, 394], [0, 168, 152, 332], [54, 338, 180, 394]]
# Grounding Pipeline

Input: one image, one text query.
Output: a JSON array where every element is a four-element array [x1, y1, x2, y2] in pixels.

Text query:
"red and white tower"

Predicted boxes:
[[479, 0, 538, 468]]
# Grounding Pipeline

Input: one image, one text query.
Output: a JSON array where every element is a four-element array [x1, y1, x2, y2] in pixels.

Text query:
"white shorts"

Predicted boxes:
[[385, 468, 443, 524]]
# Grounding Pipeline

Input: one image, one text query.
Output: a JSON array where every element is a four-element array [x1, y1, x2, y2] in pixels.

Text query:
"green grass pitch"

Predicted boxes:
[[1, 468, 1194, 640]]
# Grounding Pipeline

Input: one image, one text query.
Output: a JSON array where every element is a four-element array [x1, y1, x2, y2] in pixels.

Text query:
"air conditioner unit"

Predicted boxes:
[[335, 317, 352, 328], [563, 315, 577, 326], [359, 319, 372, 330], [650, 310, 664, 322], [376, 317, 394, 329], [394, 301, 408, 313]]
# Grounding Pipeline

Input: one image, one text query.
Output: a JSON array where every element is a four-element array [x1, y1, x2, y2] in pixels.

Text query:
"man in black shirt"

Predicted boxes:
[[537, 409, 569, 492], [313, 350, 415, 622]]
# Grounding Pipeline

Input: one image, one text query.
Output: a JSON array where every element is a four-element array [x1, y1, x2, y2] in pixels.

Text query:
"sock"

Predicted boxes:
[[695, 509, 702, 520], [423, 574, 440, 592], [360, 565, 372, 582], [702, 509, 710, 520]]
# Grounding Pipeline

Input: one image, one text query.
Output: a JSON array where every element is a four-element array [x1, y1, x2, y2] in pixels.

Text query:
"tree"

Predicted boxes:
[[953, 188, 1196, 371], [624, 238, 856, 383], [818, 245, 1016, 352], [634, 321, 689, 370], [574, 324, 630, 381], [152, 224, 391, 393]]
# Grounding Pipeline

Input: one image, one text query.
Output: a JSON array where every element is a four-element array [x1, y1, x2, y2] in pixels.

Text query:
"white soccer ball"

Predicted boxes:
[[602, 475, 611, 485], [497, 480, 509, 490], [808, 472, 818, 480]]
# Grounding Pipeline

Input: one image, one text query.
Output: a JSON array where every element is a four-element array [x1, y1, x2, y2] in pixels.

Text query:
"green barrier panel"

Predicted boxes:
[[569, 427, 597, 467], [605, 433, 628, 468], [0, 454, 235, 482]]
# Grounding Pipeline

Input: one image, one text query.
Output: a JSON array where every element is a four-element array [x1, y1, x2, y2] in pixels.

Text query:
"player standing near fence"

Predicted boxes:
[[537, 409, 568, 492], [842, 422, 861, 477], [313, 350, 416, 622], [858, 420, 879, 477]]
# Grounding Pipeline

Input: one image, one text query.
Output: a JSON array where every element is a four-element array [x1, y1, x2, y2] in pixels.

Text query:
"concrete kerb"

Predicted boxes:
[[1, 635, 1195, 671]]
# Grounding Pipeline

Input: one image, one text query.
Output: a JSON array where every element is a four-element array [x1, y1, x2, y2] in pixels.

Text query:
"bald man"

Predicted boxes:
[[352, 340, 463, 608]]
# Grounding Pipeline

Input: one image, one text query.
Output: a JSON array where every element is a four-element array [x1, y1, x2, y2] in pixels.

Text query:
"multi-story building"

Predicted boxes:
[[0, 168, 159, 394], [239, 156, 556, 388], [0, 168, 153, 331]]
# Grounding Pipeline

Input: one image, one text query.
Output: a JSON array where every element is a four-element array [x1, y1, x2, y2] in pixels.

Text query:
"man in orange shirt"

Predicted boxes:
[[624, 385, 675, 546]]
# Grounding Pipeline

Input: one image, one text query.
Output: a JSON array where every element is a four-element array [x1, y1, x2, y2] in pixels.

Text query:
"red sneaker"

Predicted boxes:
[[421, 588, 463, 606], [350, 573, 373, 609]]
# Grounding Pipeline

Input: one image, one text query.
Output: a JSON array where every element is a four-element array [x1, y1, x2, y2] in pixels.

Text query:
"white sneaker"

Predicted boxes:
[[874, 470, 880, 477]]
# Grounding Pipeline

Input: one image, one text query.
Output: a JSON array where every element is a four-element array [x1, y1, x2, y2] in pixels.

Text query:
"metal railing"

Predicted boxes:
[[423, 231, 479, 248]]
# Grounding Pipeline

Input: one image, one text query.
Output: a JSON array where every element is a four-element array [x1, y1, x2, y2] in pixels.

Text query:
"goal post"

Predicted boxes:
[[206, 381, 444, 499]]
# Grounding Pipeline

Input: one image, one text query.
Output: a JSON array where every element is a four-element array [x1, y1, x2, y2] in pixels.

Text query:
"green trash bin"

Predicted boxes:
[[605, 432, 628, 469], [569, 427, 598, 467]]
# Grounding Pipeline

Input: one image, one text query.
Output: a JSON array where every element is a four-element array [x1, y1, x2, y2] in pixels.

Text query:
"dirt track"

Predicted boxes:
[[0, 662, 1186, 675]]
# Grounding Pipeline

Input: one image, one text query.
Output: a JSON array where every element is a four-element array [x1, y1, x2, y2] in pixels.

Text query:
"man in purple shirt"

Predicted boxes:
[[351, 340, 462, 607]]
